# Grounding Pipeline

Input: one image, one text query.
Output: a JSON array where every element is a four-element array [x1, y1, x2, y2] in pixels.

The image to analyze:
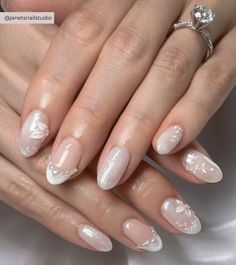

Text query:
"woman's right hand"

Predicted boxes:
[[0, 23, 211, 252]]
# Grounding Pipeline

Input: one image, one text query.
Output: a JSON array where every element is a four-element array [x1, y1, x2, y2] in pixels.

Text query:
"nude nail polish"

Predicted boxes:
[[156, 125, 183, 155], [97, 146, 130, 190], [46, 137, 82, 185], [78, 224, 113, 252], [161, 198, 202, 235], [20, 110, 49, 157], [122, 219, 162, 252], [182, 149, 223, 183]]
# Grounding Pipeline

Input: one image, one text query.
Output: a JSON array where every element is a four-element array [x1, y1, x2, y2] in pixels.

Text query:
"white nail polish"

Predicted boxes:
[[78, 225, 113, 252], [46, 156, 78, 185], [182, 150, 223, 183], [97, 146, 130, 190], [156, 125, 183, 155], [161, 198, 202, 235], [20, 110, 49, 157]]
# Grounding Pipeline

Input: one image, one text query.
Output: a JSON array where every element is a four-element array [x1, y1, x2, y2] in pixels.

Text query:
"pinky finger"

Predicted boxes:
[[0, 155, 112, 252], [153, 27, 236, 163], [149, 141, 222, 184]]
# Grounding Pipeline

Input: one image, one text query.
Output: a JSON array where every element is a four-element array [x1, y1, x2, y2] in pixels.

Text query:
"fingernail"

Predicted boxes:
[[20, 110, 49, 157], [97, 146, 130, 190], [78, 224, 113, 252], [161, 198, 201, 235], [122, 219, 162, 252], [1, 0, 8, 11], [182, 149, 223, 183], [156, 125, 183, 155], [46, 137, 81, 185]]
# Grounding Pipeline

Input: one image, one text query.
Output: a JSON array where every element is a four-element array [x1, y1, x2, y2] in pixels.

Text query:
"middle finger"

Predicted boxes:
[[45, 0, 184, 185]]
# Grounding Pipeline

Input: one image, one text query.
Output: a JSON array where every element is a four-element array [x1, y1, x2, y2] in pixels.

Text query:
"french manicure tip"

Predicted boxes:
[[46, 162, 77, 185], [139, 228, 163, 252]]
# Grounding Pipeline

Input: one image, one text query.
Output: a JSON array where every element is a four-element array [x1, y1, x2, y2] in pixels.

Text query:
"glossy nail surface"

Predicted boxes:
[[20, 110, 49, 157], [156, 125, 183, 155], [123, 219, 162, 252], [46, 137, 81, 185], [182, 150, 223, 183], [97, 146, 130, 190], [161, 198, 201, 235], [78, 225, 112, 252]]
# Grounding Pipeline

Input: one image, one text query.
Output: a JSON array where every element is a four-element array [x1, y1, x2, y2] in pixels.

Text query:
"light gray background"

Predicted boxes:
[[0, 89, 235, 265]]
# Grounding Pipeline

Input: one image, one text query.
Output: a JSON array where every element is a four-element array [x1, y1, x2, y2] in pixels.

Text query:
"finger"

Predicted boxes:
[[2, 0, 86, 24], [0, 155, 112, 252], [97, 1, 232, 189], [148, 141, 223, 184], [19, 0, 134, 157], [153, 26, 236, 161], [118, 161, 202, 235], [2, 75, 203, 240], [47, 0, 184, 186], [0, 24, 57, 114], [1, 107, 163, 252]]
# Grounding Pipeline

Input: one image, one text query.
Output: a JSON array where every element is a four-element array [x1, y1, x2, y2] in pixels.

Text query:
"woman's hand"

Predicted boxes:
[[5, 0, 228, 188], [0, 23, 211, 253]]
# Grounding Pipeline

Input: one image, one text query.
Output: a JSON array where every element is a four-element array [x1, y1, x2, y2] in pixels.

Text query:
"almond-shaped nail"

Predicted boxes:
[[156, 125, 183, 155], [46, 137, 81, 185], [161, 198, 201, 235], [78, 224, 112, 252], [97, 146, 130, 190], [20, 110, 49, 157], [123, 219, 162, 252], [182, 150, 223, 183]]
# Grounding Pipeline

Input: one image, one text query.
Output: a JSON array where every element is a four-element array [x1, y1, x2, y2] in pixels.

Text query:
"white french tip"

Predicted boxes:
[[139, 232, 163, 252], [46, 165, 77, 185]]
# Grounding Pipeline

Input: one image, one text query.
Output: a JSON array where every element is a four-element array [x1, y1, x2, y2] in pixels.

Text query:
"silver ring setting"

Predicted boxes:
[[173, 5, 215, 61]]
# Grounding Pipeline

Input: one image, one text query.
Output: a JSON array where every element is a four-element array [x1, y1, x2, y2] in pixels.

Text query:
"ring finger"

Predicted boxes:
[[43, 0, 184, 185], [97, 0, 232, 189]]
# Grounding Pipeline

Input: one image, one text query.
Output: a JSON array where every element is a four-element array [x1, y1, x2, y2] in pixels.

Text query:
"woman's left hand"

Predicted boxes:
[[6, 0, 234, 188]]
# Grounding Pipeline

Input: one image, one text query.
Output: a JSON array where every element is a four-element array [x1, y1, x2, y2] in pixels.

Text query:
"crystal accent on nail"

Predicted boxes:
[[138, 227, 162, 252], [174, 199, 200, 234], [29, 120, 49, 140], [47, 156, 78, 178], [192, 5, 215, 25], [184, 151, 210, 176], [169, 126, 183, 145]]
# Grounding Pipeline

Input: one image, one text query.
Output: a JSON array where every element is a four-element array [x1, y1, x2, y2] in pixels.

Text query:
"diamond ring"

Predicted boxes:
[[173, 5, 215, 61]]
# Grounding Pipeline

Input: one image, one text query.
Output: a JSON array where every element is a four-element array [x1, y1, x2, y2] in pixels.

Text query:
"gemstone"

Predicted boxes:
[[192, 5, 215, 24]]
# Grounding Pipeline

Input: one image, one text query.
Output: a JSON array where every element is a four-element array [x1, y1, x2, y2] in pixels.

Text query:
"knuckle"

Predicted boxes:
[[40, 72, 65, 89], [153, 46, 190, 79], [0, 175, 39, 207], [46, 204, 68, 223], [61, 8, 104, 44], [103, 27, 151, 62], [198, 65, 232, 94], [74, 95, 110, 128], [185, 95, 210, 117], [125, 106, 155, 130], [94, 196, 114, 216]]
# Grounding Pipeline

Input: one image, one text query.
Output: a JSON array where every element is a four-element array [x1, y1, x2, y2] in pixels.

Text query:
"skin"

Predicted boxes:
[[0, 24, 210, 251], [6, 0, 236, 189]]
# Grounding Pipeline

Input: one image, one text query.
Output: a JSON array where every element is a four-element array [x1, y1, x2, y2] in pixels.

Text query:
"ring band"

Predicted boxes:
[[173, 5, 215, 61]]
